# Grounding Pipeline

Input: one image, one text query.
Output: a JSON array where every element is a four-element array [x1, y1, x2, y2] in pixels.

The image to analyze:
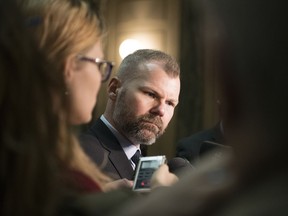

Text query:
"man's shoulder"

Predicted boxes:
[[176, 124, 223, 163], [78, 120, 110, 165], [78, 118, 108, 151], [79, 118, 103, 142], [78, 117, 120, 152], [79, 132, 101, 145]]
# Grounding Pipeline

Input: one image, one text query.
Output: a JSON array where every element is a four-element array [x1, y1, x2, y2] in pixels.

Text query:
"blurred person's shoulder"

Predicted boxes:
[[218, 169, 288, 216], [58, 188, 137, 216]]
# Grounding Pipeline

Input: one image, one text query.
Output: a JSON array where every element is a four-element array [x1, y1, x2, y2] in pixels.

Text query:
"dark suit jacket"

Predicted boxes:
[[79, 118, 135, 180], [176, 123, 225, 163]]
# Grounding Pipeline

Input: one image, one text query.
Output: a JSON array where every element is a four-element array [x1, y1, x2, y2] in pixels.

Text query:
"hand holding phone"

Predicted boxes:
[[132, 155, 166, 192]]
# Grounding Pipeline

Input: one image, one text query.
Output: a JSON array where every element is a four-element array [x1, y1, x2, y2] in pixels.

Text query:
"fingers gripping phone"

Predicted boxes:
[[132, 155, 166, 192]]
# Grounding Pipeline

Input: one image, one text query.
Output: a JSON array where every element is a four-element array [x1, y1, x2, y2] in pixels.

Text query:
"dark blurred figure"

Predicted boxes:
[[176, 95, 226, 164], [110, 0, 288, 215], [176, 120, 224, 164]]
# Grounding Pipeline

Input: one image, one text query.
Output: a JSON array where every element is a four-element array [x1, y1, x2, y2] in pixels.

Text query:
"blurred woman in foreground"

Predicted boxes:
[[20, 0, 123, 193], [0, 0, 120, 215]]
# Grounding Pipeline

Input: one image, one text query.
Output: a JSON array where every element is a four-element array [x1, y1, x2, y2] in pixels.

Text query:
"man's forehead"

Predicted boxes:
[[130, 72, 180, 98]]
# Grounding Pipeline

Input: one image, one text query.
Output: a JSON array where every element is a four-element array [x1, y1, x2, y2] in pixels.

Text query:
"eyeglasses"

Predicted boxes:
[[77, 55, 114, 82]]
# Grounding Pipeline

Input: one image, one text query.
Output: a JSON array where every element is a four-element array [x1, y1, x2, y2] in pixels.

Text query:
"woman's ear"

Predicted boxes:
[[64, 55, 77, 84], [107, 77, 121, 100]]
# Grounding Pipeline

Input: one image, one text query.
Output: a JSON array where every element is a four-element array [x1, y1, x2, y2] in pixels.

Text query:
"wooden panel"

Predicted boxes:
[[115, 29, 167, 64], [116, 0, 167, 22]]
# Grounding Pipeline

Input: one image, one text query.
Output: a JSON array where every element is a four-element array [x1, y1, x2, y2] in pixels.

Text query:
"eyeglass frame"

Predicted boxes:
[[77, 55, 114, 82]]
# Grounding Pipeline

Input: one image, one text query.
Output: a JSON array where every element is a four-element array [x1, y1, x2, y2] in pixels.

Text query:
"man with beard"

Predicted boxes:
[[79, 49, 181, 181]]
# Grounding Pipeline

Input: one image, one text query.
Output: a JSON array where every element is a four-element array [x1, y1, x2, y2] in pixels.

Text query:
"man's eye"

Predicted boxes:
[[166, 101, 175, 107], [146, 92, 156, 98]]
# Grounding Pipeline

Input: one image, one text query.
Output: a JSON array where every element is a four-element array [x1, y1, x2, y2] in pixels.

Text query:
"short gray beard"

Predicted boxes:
[[113, 90, 164, 145]]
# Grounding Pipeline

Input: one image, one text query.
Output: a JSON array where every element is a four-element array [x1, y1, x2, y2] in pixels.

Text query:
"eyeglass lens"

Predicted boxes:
[[98, 62, 113, 82]]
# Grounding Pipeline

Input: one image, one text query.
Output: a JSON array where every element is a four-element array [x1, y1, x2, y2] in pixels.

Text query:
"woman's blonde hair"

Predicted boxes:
[[20, 0, 111, 191], [23, 0, 104, 72], [1, 0, 65, 215]]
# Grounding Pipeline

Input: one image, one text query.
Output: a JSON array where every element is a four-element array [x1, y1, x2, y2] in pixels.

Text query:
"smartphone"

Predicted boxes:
[[132, 155, 166, 192]]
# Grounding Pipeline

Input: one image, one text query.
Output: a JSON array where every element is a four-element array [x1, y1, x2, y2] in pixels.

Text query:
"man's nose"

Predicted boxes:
[[150, 100, 165, 117]]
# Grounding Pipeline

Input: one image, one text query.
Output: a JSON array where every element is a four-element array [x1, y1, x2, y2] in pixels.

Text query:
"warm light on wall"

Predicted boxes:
[[118, 32, 164, 60], [119, 39, 144, 59]]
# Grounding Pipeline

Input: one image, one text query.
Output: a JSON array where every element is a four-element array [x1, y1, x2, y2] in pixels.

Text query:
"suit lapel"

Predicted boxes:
[[89, 119, 135, 179]]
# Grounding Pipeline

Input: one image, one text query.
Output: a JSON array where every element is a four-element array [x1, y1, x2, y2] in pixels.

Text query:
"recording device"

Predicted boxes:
[[132, 155, 166, 192]]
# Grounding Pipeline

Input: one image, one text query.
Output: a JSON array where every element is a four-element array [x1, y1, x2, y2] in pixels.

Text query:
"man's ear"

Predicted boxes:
[[107, 77, 121, 100]]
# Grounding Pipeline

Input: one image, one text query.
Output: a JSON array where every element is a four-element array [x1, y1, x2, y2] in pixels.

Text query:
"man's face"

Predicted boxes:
[[113, 63, 180, 145]]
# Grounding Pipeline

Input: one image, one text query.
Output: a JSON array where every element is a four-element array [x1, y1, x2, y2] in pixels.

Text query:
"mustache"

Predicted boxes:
[[140, 114, 163, 130]]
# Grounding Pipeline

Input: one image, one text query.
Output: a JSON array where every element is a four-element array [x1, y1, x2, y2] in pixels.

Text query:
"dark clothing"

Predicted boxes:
[[58, 188, 137, 216], [176, 123, 224, 163], [66, 169, 102, 193], [79, 118, 135, 180]]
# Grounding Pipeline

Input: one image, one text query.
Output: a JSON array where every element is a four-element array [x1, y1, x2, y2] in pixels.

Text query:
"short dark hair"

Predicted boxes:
[[117, 49, 180, 81]]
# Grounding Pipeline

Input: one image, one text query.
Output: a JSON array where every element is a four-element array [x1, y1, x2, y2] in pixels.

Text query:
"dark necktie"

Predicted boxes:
[[131, 150, 141, 167]]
